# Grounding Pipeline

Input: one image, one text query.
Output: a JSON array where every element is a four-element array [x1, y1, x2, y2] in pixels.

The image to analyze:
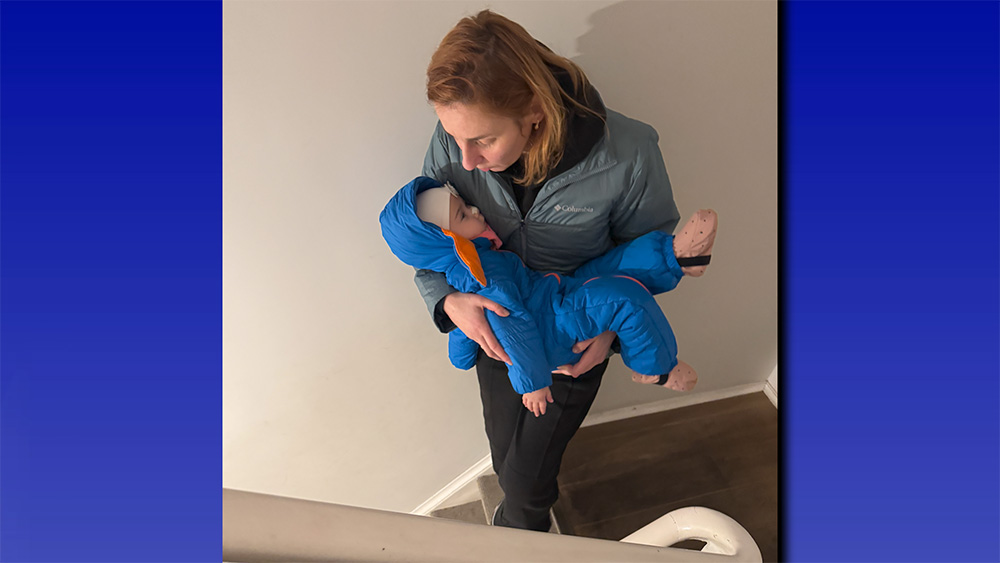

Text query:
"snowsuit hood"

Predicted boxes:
[[380, 176, 487, 291]]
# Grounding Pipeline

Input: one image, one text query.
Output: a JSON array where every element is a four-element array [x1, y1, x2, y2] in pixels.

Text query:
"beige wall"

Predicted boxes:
[[223, 0, 776, 513]]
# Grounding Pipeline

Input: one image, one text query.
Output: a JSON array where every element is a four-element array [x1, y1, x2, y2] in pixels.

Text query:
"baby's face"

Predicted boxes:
[[448, 195, 489, 240]]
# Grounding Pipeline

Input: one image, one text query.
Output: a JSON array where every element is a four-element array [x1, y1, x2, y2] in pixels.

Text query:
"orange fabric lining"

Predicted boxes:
[[544, 272, 562, 283], [442, 229, 487, 287]]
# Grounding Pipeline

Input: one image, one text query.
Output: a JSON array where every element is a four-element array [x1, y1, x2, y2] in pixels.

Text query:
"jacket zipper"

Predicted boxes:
[[503, 160, 617, 265], [519, 220, 527, 259]]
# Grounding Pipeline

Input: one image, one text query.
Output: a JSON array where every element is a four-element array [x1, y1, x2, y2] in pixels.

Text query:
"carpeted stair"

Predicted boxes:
[[429, 472, 561, 533]]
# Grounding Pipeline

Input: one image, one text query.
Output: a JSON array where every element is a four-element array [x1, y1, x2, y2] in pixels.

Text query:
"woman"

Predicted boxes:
[[415, 10, 680, 532]]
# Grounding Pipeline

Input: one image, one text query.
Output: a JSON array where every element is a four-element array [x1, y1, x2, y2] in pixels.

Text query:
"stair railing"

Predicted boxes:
[[621, 506, 762, 559], [224, 488, 762, 562]]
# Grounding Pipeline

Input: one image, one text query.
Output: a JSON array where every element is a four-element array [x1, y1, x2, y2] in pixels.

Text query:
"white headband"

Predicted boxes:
[[415, 182, 460, 231]]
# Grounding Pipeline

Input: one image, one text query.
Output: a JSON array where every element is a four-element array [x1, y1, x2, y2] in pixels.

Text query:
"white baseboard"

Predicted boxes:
[[763, 380, 777, 408], [411, 454, 492, 515], [581, 382, 766, 428], [413, 383, 769, 515]]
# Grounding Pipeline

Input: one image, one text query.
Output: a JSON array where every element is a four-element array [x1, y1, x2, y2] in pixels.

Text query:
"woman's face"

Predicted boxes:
[[435, 102, 535, 173]]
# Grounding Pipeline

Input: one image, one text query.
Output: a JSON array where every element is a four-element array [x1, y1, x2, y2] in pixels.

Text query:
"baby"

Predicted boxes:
[[380, 176, 716, 416]]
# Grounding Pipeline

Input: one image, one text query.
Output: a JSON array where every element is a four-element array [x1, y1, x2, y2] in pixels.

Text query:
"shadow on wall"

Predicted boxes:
[[573, 0, 779, 235], [564, 0, 779, 410], [574, 0, 774, 126]]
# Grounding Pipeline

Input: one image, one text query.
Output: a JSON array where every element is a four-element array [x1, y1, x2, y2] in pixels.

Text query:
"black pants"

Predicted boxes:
[[475, 349, 608, 531]]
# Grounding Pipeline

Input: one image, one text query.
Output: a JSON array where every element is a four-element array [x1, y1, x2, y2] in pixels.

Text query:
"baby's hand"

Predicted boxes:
[[522, 387, 554, 417]]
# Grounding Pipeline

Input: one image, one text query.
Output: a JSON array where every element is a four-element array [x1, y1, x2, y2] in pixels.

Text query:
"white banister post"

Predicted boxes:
[[621, 506, 762, 562]]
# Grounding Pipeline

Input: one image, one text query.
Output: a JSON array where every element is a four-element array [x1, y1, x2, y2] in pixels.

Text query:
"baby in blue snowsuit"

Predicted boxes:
[[380, 176, 716, 416]]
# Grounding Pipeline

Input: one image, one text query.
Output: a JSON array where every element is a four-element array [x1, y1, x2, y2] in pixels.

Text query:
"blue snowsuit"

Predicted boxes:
[[380, 176, 687, 395]]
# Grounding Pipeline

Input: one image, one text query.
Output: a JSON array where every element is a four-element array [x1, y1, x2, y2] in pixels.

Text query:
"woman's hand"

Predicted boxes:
[[552, 330, 616, 378], [522, 386, 553, 417], [443, 292, 512, 365]]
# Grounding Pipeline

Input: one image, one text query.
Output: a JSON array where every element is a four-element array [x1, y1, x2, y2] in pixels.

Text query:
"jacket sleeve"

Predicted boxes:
[[422, 121, 454, 180], [413, 122, 460, 332], [609, 134, 681, 244], [479, 281, 553, 394], [413, 268, 457, 332]]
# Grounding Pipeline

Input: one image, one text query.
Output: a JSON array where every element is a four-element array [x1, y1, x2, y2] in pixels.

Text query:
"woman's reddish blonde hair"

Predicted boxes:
[[427, 10, 602, 186]]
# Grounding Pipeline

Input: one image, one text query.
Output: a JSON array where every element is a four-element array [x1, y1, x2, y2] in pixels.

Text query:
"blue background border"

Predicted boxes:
[[2, 1, 221, 560], [1, 0, 997, 561], [784, 1, 999, 561]]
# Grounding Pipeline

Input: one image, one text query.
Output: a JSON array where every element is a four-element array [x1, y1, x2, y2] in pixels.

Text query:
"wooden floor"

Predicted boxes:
[[553, 393, 779, 562]]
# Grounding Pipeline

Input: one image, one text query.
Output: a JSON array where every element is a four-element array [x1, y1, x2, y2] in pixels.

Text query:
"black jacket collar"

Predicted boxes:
[[498, 66, 607, 188]]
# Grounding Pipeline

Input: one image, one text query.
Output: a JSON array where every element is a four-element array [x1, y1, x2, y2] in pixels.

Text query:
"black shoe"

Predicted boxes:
[[491, 499, 504, 526], [493, 500, 558, 533]]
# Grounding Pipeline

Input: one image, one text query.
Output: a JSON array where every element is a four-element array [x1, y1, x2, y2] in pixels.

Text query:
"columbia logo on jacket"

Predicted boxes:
[[553, 204, 594, 213]]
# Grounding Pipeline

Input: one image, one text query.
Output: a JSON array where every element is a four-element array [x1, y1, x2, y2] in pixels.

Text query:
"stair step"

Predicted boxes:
[[429, 500, 488, 525], [476, 473, 561, 533], [476, 473, 504, 524]]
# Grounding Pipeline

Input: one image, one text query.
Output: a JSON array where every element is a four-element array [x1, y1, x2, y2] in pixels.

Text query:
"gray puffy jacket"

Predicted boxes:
[[416, 108, 681, 322]]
